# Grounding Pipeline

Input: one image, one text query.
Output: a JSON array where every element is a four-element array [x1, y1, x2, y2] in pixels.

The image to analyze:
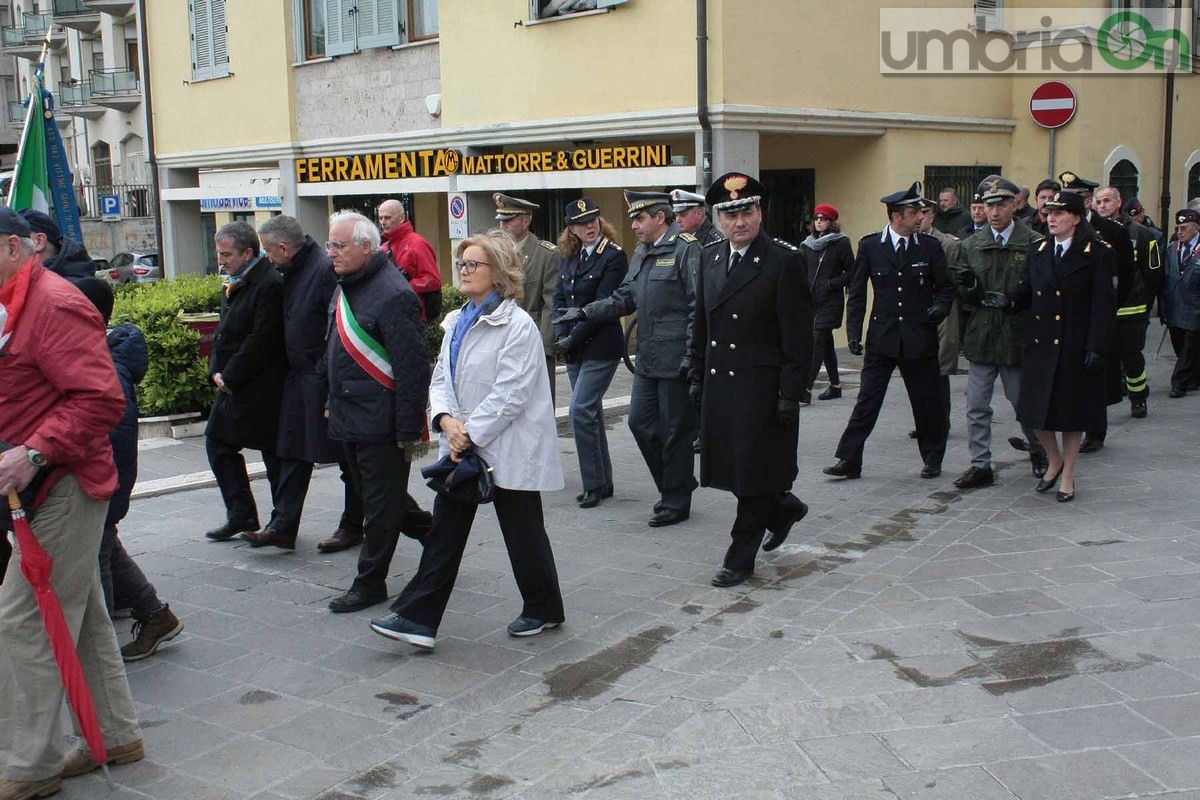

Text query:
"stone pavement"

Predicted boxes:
[[53, 328, 1200, 799]]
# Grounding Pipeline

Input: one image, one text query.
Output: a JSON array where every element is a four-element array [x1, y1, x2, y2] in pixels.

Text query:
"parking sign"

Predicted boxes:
[[100, 194, 121, 221]]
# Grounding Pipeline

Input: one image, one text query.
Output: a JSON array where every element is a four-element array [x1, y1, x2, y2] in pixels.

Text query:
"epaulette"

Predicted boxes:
[[861, 231, 881, 242], [539, 240, 556, 251], [679, 232, 697, 242], [703, 238, 724, 248], [773, 238, 799, 251], [1099, 238, 1112, 248], [608, 241, 622, 251], [1085, 242, 1092, 253], [1038, 240, 1049, 251], [597, 238, 608, 253]]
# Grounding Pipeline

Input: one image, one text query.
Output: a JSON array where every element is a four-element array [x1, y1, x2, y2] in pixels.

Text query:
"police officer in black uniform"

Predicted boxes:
[[689, 173, 812, 587], [555, 191, 702, 527], [824, 182, 956, 480]]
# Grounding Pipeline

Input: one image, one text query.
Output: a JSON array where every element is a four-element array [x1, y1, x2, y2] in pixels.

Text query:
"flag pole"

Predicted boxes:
[[7, 24, 54, 207]]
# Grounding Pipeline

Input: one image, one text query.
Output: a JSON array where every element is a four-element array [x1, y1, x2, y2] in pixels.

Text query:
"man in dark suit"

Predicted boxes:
[[689, 173, 812, 587], [824, 181, 956, 480]]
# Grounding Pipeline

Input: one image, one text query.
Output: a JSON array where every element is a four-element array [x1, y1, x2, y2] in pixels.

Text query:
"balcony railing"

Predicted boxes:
[[81, 183, 154, 219], [57, 82, 92, 106], [90, 68, 137, 96], [52, 0, 93, 15], [7, 100, 25, 124], [1, 12, 55, 47]]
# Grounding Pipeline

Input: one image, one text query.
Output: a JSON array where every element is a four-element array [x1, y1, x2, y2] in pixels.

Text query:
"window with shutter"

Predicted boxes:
[[973, 0, 1002, 31], [325, 0, 357, 56], [358, 0, 400, 49], [210, 0, 229, 77], [190, 0, 229, 81]]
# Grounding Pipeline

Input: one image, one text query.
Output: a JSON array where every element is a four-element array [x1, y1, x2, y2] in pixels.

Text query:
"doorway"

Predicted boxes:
[[762, 169, 815, 246]]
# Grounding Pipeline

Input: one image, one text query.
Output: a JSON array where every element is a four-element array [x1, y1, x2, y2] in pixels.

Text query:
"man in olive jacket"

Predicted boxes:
[[950, 176, 1047, 488]]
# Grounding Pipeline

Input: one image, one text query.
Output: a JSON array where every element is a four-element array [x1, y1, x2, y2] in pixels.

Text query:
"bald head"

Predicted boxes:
[[377, 199, 407, 233]]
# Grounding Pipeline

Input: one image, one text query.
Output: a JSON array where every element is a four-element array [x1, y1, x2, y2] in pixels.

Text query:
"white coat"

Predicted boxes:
[[429, 297, 565, 491]]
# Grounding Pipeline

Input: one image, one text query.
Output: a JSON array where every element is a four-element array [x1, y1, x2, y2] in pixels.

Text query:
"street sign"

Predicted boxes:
[[100, 193, 121, 221], [1029, 81, 1077, 129], [448, 192, 468, 239]]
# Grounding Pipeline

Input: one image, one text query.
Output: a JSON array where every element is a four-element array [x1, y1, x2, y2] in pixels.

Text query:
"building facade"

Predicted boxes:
[[147, 0, 1200, 279]]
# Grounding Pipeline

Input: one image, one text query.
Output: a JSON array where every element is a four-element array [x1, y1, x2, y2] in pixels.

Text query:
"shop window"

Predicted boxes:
[[189, 0, 229, 82], [924, 165, 1002, 213], [332, 192, 415, 227], [529, 0, 629, 21], [1109, 159, 1139, 203], [1188, 163, 1200, 204]]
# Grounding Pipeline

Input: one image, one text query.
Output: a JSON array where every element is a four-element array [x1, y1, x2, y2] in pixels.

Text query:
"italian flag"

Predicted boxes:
[[335, 289, 396, 390], [9, 83, 49, 213]]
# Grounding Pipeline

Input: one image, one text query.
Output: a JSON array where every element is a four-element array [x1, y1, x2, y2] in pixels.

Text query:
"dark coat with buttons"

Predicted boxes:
[[552, 236, 628, 362], [1013, 231, 1117, 432], [801, 233, 854, 331], [689, 230, 813, 495], [582, 222, 701, 378], [206, 256, 286, 451], [275, 236, 342, 463], [847, 230, 955, 360]]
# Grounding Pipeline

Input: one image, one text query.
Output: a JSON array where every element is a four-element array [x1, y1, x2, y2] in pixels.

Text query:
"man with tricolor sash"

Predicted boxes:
[[323, 211, 432, 614]]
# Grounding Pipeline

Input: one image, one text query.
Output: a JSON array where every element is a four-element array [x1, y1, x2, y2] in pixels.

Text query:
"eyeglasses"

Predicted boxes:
[[455, 259, 491, 274], [813, 215, 832, 222], [325, 241, 350, 251]]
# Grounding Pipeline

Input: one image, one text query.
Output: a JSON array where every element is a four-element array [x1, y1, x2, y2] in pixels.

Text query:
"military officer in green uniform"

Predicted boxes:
[[671, 188, 726, 249]]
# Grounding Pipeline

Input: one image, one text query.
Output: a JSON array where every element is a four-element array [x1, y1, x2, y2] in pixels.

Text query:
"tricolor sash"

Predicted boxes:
[[334, 289, 396, 390]]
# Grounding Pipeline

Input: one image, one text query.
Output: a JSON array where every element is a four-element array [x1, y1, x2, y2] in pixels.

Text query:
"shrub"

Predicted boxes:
[[427, 283, 466, 360], [111, 275, 224, 416]]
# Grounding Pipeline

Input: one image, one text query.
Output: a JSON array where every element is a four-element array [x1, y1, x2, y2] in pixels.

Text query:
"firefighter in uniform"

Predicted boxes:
[[554, 191, 701, 527], [494, 193, 561, 403], [824, 182, 956, 480], [1094, 185, 1162, 419], [688, 173, 812, 587], [671, 189, 726, 248]]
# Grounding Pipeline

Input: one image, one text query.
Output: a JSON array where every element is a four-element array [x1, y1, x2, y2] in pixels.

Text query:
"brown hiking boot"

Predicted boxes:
[[60, 740, 144, 779], [121, 606, 183, 662], [0, 776, 61, 800]]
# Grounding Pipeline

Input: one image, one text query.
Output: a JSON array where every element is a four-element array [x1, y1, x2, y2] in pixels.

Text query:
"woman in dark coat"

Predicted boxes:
[[1013, 191, 1116, 502], [552, 198, 628, 508], [800, 203, 854, 399]]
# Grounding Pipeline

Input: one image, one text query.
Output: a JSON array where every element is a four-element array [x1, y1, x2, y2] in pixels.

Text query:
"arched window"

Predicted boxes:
[[1188, 163, 1200, 204], [91, 141, 112, 189], [1109, 159, 1139, 204]]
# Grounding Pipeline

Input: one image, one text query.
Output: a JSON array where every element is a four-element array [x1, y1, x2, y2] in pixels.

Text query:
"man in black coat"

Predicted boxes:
[[323, 211, 431, 614], [689, 173, 812, 588], [19, 209, 95, 281], [824, 182, 956, 480], [204, 222, 288, 543]]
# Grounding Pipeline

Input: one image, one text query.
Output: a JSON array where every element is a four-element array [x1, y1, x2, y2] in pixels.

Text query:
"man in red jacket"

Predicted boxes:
[[0, 207, 143, 798], [378, 199, 442, 322]]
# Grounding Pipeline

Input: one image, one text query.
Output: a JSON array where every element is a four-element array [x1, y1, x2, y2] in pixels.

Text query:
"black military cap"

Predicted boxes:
[[494, 193, 539, 220], [978, 175, 1020, 205], [970, 192, 985, 205], [881, 181, 925, 208], [623, 190, 672, 219], [1043, 190, 1086, 215], [706, 172, 767, 211], [1124, 198, 1145, 216], [916, 195, 937, 210], [1058, 171, 1099, 193], [564, 197, 601, 225], [1176, 209, 1200, 225]]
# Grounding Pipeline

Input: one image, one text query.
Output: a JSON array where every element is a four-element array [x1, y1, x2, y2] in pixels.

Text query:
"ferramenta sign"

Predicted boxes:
[[295, 144, 672, 184]]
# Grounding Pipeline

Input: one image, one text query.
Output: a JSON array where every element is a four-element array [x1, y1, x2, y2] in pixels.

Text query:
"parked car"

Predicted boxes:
[[97, 251, 161, 285]]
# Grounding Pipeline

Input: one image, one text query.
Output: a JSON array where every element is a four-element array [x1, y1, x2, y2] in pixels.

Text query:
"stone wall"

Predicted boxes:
[[82, 217, 158, 260]]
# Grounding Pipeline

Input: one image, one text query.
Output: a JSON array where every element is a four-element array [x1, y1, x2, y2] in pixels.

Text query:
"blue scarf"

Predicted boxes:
[[450, 292, 501, 382]]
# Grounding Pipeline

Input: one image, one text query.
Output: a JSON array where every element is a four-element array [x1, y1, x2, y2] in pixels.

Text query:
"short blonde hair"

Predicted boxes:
[[456, 230, 525, 301]]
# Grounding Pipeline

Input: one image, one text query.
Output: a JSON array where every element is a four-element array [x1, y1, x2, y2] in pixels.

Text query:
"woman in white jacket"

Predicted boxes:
[[370, 230, 565, 650]]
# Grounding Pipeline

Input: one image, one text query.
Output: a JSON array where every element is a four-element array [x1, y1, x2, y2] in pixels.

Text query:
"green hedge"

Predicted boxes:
[[427, 284, 466, 359], [111, 275, 224, 417]]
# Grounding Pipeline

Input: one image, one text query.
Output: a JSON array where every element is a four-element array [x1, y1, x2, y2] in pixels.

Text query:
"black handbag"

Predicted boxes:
[[421, 451, 495, 505]]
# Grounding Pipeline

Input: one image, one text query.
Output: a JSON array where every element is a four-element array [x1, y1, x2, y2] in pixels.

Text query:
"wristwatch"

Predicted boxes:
[[27, 448, 47, 468]]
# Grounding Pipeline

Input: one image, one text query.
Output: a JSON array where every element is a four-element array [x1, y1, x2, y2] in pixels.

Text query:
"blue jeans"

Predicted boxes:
[[567, 359, 619, 492]]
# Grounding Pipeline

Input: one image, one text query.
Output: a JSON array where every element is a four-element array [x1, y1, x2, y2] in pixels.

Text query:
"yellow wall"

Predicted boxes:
[[147, 0, 296, 154]]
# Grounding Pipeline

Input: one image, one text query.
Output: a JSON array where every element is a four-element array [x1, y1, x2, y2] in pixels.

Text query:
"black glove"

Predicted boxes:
[[776, 395, 800, 428], [553, 335, 572, 354], [552, 307, 586, 325], [688, 381, 702, 408], [926, 305, 950, 324], [678, 365, 690, 380], [951, 266, 979, 289], [1084, 351, 1105, 373], [981, 291, 1013, 311], [848, 340, 864, 356]]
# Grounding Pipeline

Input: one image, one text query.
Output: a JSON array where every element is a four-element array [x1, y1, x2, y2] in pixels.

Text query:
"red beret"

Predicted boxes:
[[813, 204, 839, 221]]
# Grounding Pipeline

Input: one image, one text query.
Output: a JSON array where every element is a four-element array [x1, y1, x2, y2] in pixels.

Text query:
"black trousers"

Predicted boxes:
[[628, 375, 698, 512], [1170, 327, 1200, 391], [338, 460, 365, 532], [809, 328, 840, 390], [100, 524, 162, 617], [343, 441, 429, 598], [724, 492, 794, 573], [1117, 317, 1150, 400], [265, 458, 314, 538], [206, 435, 282, 528], [390, 488, 564, 631], [835, 351, 946, 467]]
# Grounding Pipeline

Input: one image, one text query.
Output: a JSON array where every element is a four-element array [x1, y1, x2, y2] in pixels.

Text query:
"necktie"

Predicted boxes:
[[581, 248, 590, 263], [996, 234, 1005, 247], [728, 251, 742, 274], [1183, 243, 1193, 264], [1055, 243, 1064, 263], [897, 237, 907, 256]]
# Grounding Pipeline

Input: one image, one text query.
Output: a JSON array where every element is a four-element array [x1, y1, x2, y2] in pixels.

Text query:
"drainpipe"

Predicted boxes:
[[137, 0, 163, 258], [1159, 1, 1183, 231], [696, 0, 712, 190]]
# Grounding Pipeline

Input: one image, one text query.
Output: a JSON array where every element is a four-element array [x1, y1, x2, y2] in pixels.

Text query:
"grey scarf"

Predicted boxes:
[[801, 231, 848, 252]]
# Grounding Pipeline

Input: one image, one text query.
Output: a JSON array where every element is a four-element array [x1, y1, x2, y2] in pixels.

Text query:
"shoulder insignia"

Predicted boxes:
[[1038, 240, 1048, 251], [1085, 242, 1092, 253], [1100, 239, 1112, 248], [666, 234, 677, 244], [679, 232, 697, 242], [597, 238, 608, 253], [943, 233, 960, 242], [861, 231, 881, 242], [539, 240, 556, 251], [773, 238, 799, 251], [703, 238, 724, 248], [608, 241, 623, 251]]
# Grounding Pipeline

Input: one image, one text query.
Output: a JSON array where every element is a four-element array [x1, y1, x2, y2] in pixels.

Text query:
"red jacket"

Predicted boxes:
[[382, 221, 442, 320], [0, 262, 125, 500]]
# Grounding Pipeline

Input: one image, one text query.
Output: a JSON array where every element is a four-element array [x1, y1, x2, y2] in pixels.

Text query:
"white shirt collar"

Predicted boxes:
[[991, 220, 1016, 243], [884, 226, 912, 251], [1054, 235, 1073, 252]]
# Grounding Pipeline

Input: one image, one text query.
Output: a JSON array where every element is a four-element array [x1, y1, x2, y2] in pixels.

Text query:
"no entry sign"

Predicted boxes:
[[1030, 81, 1077, 129]]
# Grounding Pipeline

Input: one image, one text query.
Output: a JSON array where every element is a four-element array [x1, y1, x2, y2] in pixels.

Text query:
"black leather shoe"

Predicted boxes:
[[1029, 447, 1049, 478], [578, 488, 609, 508], [920, 464, 942, 479], [205, 520, 258, 542], [653, 500, 665, 513], [1170, 387, 1186, 398], [317, 527, 363, 553], [648, 509, 689, 528], [1131, 400, 1148, 419], [953, 466, 994, 489], [240, 528, 297, 550], [763, 497, 808, 552], [823, 459, 862, 479], [1008, 436, 1030, 452], [328, 590, 386, 614], [575, 485, 613, 503], [1035, 469, 1062, 493], [908, 429, 919, 439], [1057, 489, 1075, 503], [711, 567, 752, 588], [1080, 436, 1104, 454], [818, 385, 841, 400]]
